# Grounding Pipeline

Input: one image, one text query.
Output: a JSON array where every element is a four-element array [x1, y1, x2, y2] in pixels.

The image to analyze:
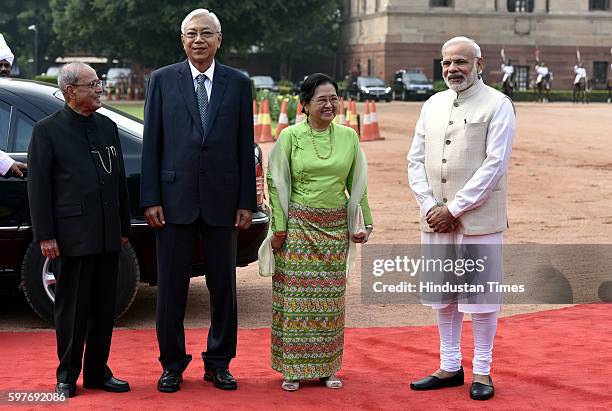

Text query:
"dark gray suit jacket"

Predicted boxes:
[[139, 60, 256, 225]]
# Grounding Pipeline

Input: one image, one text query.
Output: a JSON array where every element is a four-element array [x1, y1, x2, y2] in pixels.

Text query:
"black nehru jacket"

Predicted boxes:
[[28, 105, 130, 256]]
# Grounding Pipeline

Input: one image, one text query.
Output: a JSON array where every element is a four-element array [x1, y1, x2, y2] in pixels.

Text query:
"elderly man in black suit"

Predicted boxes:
[[140, 8, 256, 393], [28, 62, 131, 398]]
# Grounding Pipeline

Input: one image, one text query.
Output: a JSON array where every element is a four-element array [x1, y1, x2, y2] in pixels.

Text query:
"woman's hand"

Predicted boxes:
[[271, 232, 287, 251], [351, 227, 372, 244]]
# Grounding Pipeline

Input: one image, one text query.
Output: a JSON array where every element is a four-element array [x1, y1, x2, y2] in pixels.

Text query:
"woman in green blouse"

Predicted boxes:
[[266, 73, 373, 391]]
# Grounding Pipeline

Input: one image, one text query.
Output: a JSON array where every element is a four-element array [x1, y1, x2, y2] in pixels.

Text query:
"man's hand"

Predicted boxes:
[[40, 239, 60, 260], [271, 232, 286, 250], [10, 161, 27, 178], [352, 227, 373, 244], [121, 236, 129, 245], [426, 205, 457, 233], [235, 209, 252, 230], [144, 206, 165, 228]]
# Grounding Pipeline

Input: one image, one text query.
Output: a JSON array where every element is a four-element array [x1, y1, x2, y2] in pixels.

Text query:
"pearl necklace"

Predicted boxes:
[[308, 122, 334, 160]]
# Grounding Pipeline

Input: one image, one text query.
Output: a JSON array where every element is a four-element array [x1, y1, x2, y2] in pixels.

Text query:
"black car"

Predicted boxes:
[[392, 69, 435, 101], [0, 78, 269, 323], [346, 76, 392, 102]]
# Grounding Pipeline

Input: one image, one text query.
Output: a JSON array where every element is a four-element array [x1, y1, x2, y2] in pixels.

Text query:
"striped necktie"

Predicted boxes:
[[196, 74, 209, 134]]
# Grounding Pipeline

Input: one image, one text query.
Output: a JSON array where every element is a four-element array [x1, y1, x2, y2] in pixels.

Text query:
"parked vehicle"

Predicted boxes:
[[392, 69, 435, 101], [251, 76, 279, 92], [104, 67, 132, 88], [346, 76, 392, 102], [44, 66, 62, 77], [0, 78, 269, 323]]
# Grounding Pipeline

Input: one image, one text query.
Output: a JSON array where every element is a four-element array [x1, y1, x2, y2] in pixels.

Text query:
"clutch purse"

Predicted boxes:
[[352, 204, 367, 235]]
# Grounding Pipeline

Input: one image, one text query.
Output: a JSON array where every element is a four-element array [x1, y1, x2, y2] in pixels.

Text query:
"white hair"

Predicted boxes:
[[181, 8, 222, 33], [442, 36, 482, 58], [57, 62, 89, 94]]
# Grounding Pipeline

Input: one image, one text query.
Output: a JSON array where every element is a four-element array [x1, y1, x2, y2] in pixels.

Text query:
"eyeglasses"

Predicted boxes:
[[183, 31, 220, 40], [312, 96, 339, 106], [440, 58, 479, 68], [71, 79, 103, 89]]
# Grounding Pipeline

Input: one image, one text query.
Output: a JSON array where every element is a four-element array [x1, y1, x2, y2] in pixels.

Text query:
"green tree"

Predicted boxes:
[[50, 0, 275, 67], [0, 0, 64, 77], [49, 0, 343, 75], [258, 0, 343, 80]]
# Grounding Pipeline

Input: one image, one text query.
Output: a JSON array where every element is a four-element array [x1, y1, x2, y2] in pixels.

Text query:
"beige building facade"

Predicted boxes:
[[341, 0, 612, 89]]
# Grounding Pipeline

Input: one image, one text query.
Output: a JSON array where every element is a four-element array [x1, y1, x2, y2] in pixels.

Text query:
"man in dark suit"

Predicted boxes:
[[140, 8, 256, 393], [28, 62, 131, 397]]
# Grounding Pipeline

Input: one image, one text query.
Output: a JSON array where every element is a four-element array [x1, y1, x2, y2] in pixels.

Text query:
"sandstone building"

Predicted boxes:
[[341, 0, 612, 89]]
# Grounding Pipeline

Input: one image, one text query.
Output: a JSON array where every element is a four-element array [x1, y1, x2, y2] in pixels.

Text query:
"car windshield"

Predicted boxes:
[[53, 90, 143, 138], [358, 77, 386, 87], [106, 68, 131, 79], [405, 72, 429, 84], [252, 76, 275, 86]]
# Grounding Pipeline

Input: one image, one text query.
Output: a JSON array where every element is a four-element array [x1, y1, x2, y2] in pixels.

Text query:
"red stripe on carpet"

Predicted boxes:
[[1, 304, 611, 410]]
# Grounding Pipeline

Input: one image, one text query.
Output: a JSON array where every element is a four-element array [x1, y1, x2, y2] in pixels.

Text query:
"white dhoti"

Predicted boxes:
[[421, 231, 502, 374]]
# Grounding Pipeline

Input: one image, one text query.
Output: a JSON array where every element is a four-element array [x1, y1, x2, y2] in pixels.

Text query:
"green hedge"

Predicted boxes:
[[510, 90, 610, 102], [256, 90, 300, 123], [34, 75, 58, 85]]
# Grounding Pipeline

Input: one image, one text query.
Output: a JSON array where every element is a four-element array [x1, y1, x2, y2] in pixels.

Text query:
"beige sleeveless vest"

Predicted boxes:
[[420, 79, 510, 235]]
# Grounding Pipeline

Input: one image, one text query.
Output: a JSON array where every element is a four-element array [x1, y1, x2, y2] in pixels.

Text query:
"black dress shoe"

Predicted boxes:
[[204, 368, 237, 390], [470, 376, 494, 400], [55, 382, 76, 398], [410, 367, 464, 390], [157, 370, 183, 393], [83, 376, 130, 393]]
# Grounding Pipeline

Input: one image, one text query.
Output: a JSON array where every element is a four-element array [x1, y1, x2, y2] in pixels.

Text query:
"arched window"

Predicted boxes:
[[507, 0, 534, 12]]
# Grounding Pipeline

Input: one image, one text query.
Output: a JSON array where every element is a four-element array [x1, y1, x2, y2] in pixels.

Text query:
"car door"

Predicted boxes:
[[0, 89, 45, 275]]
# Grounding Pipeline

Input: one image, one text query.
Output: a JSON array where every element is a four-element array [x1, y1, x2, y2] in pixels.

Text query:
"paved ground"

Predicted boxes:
[[2, 101, 610, 331]]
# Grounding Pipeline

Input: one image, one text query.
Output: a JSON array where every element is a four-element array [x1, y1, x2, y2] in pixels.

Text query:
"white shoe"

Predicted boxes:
[[282, 379, 299, 391], [320, 374, 343, 389]]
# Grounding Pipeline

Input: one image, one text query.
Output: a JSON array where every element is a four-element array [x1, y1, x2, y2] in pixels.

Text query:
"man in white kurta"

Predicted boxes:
[[407, 36, 515, 401]]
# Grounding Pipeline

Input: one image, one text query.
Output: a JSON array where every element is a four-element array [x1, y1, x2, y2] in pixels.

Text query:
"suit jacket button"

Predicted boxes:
[[445, 140, 451, 145], [453, 101, 459, 107], [448, 120, 453, 125], [442, 159, 447, 163], [441, 178, 447, 183], [443, 198, 448, 203]]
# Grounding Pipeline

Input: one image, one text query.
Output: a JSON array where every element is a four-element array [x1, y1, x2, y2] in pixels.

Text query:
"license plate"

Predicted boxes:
[[417, 90, 426, 94]]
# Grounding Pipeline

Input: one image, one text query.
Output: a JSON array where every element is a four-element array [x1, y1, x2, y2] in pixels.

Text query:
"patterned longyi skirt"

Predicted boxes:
[[271, 202, 348, 379]]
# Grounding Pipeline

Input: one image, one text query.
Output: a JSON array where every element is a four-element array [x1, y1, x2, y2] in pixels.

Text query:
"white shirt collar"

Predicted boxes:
[[188, 59, 215, 82]]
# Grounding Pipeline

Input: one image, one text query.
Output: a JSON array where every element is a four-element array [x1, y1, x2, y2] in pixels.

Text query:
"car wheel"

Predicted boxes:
[[20, 242, 140, 323]]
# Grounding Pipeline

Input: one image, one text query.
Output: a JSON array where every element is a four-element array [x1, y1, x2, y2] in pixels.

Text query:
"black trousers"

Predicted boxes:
[[54, 252, 118, 384], [155, 219, 237, 372]]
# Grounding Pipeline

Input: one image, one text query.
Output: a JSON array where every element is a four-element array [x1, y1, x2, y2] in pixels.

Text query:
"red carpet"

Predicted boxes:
[[1, 304, 611, 410]]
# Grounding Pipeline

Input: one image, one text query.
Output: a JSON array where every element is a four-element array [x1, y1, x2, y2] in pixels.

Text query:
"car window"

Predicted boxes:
[[0, 101, 9, 151], [405, 73, 429, 83], [358, 77, 385, 87], [13, 111, 35, 153]]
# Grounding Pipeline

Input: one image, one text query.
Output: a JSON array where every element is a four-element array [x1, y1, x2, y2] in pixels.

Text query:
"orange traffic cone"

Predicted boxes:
[[349, 101, 359, 135], [253, 100, 261, 139], [257, 99, 274, 143], [360, 100, 372, 140], [295, 101, 305, 124], [368, 100, 384, 140], [275, 99, 289, 140]]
